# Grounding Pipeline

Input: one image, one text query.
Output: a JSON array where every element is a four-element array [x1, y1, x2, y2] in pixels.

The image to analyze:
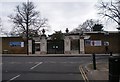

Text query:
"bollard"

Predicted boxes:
[[92, 53, 96, 70], [110, 52, 112, 56], [109, 56, 120, 82]]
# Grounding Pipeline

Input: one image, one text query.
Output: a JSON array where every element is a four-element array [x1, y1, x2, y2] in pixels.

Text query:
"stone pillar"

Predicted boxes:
[[28, 40, 32, 54], [64, 35, 71, 54], [80, 37, 85, 54], [40, 35, 47, 54]]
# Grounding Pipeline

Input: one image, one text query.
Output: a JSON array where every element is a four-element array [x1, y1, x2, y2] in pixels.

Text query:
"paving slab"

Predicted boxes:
[[84, 62, 109, 80]]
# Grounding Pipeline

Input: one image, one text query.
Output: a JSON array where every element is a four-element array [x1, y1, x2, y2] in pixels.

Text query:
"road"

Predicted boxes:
[[2, 56, 108, 81]]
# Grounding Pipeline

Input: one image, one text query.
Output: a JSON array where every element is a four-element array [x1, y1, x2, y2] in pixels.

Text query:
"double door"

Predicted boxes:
[[47, 40, 64, 54]]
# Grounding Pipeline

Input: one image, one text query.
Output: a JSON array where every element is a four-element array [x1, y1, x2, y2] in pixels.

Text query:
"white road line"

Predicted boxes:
[[30, 62, 43, 70], [9, 74, 21, 81]]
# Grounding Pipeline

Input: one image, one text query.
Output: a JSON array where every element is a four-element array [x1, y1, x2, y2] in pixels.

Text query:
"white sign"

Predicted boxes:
[[21, 42, 24, 47], [91, 40, 102, 46], [91, 41, 94, 46], [94, 41, 102, 46], [104, 41, 109, 46]]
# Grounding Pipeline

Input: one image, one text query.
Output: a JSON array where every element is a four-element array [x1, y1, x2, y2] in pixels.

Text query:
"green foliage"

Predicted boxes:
[[92, 24, 103, 31], [50, 31, 64, 40]]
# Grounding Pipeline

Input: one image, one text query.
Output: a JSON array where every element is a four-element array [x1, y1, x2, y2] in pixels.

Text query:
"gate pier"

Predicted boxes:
[[40, 34, 47, 54]]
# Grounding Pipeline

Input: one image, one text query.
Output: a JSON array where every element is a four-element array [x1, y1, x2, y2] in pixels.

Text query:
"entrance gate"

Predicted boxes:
[[47, 40, 64, 54]]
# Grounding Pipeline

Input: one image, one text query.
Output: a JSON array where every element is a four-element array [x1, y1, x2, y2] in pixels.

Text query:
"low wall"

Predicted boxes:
[[2, 37, 27, 54]]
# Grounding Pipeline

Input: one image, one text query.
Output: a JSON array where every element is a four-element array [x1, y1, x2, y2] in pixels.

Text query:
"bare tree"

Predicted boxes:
[[9, 2, 49, 37], [97, 0, 120, 30], [0, 18, 1, 27], [71, 19, 101, 33], [0, 18, 9, 36], [0, 18, 2, 35]]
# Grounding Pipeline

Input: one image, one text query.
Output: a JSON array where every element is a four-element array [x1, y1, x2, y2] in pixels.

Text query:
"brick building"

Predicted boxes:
[[1, 37, 27, 54], [40, 31, 120, 54], [0, 31, 120, 54]]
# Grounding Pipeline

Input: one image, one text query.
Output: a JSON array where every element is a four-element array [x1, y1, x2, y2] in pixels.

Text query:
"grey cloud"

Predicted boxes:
[[1, 0, 115, 34]]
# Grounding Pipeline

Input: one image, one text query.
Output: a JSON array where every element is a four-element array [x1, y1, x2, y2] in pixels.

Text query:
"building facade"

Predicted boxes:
[[1, 37, 27, 54], [39, 31, 120, 54], [1, 31, 120, 54]]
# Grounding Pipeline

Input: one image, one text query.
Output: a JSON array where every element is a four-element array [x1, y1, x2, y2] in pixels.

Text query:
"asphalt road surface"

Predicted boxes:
[[2, 56, 108, 81]]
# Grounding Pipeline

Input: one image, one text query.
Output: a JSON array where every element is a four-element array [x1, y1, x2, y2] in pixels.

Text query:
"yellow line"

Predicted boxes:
[[79, 65, 89, 82], [79, 66, 86, 81], [80, 66, 87, 82], [81, 66, 89, 81]]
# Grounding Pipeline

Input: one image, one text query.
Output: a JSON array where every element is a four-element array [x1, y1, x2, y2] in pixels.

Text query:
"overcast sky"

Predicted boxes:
[[0, 0, 118, 35]]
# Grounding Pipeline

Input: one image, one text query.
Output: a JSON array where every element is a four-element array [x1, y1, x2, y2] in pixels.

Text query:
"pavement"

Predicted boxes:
[[1, 53, 111, 57], [83, 62, 109, 80]]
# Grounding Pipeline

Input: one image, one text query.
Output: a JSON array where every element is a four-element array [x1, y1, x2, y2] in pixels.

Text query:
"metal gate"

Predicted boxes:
[[47, 40, 64, 54], [32, 40, 35, 54]]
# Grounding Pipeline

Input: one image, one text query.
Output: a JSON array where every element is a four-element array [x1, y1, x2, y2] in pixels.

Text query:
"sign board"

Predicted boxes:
[[9, 42, 24, 47], [85, 40, 102, 46], [94, 41, 101, 46], [104, 41, 109, 46], [21, 42, 24, 47]]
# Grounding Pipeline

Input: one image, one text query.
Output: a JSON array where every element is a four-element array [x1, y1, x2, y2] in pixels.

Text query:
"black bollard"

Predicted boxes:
[[92, 53, 96, 70], [110, 52, 112, 56], [109, 56, 120, 82]]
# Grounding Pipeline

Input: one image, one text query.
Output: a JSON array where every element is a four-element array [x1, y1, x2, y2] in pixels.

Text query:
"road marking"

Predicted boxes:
[[30, 62, 43, 70], [79, 66, 89, 82], [9, 74, 21, 81], [10, 62, 21, 64]]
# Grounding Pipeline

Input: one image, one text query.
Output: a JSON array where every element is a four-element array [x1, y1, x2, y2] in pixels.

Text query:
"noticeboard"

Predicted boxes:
[[9, 42, 24, 47], [85, 40, 102, 46]]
